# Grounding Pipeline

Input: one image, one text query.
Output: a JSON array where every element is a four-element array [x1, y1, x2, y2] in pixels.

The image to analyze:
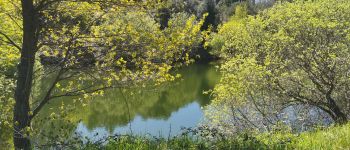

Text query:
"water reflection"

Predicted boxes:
[[76, 102, 204, 140], [38, 63, 220, 138]]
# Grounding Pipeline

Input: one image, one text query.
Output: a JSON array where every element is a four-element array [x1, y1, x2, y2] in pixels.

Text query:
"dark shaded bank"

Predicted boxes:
[[194, 46, 218, 64]]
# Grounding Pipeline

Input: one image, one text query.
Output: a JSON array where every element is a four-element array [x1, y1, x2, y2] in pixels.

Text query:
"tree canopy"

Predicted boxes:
[[0, 0, 208, 149], [207, 0, 350, 130]]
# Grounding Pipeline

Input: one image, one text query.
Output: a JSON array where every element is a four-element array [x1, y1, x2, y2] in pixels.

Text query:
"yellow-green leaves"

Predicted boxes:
[[0, 75, 15, 148], [207, 0, 350, 127], [212, 56, 270, 106], [0, 0, 21, 75], [90, 9, 206, 85], [0, 2, 20, 145]]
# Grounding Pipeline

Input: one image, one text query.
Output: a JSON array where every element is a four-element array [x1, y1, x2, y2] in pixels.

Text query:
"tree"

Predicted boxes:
[[207, 0, 350, 129], [0, 0, 206, 149]]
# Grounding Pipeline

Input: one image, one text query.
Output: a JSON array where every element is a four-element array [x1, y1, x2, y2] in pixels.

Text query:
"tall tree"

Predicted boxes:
[[207, 0, 350, 129], [0, 0, 206, 149], [14, 0, 37, 148]]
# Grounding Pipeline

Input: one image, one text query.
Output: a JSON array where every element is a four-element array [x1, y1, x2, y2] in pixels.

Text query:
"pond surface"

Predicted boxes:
[[38, 63, 220, 140]]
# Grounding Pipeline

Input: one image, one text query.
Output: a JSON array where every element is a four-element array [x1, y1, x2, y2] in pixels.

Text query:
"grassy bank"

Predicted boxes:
[[81, 123, 350, 150], [290, 123, 350, 149]]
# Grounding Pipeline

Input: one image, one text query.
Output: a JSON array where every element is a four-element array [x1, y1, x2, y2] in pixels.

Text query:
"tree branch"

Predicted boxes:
[[0, 31, 21, 51], [30, 67, 64, 119]]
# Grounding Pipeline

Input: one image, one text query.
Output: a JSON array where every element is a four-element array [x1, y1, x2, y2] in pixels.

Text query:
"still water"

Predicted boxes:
[[37, 63, 220, 140]]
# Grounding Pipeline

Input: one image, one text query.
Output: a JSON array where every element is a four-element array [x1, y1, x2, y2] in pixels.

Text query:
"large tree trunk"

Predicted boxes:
[[329, 103, 347, 124], [13, 0, 37, 149], [326, 95, 347, 124]]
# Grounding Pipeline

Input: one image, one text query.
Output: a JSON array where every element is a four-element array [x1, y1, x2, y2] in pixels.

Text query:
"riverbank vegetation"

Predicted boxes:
[[206, 0, 350, 132], [1, 0, 350, 149], [55, 122, 350, 149]]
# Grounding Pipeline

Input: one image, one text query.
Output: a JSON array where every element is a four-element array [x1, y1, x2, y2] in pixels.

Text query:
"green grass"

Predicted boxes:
[[291, 123, 350, 149], [81, 123, 350, 150], [83, 136, 269, 150]]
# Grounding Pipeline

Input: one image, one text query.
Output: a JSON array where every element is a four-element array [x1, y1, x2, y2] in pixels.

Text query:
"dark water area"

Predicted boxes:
[[35, 63, 221, 141]]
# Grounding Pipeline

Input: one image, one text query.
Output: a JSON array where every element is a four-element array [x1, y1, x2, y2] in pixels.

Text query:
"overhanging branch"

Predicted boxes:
[[0, 31, 21, 51]]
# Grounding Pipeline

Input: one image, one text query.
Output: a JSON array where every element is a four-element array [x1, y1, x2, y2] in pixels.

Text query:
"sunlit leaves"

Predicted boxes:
[[88, 9, 206, 85], [0, 75, 15, 148], [207, 0, 350, 128], [0, 0, 21, 76]]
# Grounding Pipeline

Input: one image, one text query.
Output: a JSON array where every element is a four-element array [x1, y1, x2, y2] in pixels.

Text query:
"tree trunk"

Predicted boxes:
[[14, 0, 37, 149], [330, 104, 347, 124], [326, 95, 347, 124]]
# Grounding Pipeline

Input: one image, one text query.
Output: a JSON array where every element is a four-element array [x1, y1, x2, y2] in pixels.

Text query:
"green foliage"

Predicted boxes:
[[159, 0, 253, 29], [205, 3, 250, 57], [256, 122, 350, 149], [291, 123, 350, 149], [80, 122, 350, 150], [35, 2, 207, 98], [1, 0, 208, 148], [0, 2, 19, 147], [0, 75, 15, 148], [81, 135, 267, 150], [232, 3, 248, 20], [0, 0, 21, 76], [25, 0, 208, 123], [207, 0, 350, 125]]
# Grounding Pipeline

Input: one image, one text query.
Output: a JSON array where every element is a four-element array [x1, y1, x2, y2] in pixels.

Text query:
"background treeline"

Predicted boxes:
[[157, 0, 276, 30]]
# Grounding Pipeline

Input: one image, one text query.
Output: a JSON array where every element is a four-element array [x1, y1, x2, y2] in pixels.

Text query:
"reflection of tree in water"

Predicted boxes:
[[69, 64, 220, 132]]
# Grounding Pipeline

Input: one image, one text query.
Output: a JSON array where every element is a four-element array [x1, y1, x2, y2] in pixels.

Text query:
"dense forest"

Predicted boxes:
[[1, 0, 350, 149]]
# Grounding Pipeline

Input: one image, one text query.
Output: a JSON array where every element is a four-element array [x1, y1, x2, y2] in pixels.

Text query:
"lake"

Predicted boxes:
[[35, 63, 220, 141]]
